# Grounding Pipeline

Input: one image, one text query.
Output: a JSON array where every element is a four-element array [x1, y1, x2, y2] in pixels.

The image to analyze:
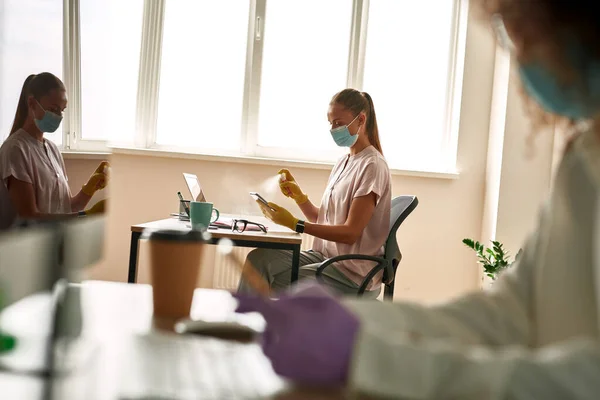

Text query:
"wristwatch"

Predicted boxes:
[[295, 220, 305, 233]]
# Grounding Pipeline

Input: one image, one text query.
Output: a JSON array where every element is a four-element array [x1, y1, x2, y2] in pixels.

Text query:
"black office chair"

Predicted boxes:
[[315, 195, 419, 301]]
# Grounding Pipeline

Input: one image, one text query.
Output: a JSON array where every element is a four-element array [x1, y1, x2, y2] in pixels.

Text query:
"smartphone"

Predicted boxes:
[[249, 192, 276, 211]]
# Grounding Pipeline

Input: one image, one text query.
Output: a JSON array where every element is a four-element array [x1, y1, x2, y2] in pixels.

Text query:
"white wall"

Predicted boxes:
[[480, 50, 555, 274]]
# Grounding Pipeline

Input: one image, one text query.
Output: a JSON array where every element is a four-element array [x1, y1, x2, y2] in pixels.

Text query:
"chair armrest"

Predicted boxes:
[[316, 254, 387, 275], [316, 254, 390, 295]]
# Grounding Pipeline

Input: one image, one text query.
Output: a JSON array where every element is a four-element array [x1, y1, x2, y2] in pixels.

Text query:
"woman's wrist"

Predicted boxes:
[[294, 193, 309, 205]]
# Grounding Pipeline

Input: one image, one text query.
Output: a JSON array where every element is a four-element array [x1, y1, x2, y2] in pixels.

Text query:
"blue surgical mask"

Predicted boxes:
[[34, 100, 63, 133], [519, 45, 600, 120], [330, 114, 360, 147]]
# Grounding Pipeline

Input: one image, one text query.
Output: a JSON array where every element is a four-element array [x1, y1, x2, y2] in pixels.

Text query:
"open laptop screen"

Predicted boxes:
[[183, 173, 206, 202]]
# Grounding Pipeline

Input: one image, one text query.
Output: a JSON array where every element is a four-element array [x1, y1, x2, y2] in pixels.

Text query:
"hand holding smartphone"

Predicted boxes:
[[249, 192, 276, 211]]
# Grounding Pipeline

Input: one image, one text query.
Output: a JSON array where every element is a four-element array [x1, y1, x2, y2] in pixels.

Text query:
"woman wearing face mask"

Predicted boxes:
[[234, 2, 600, 398], [0, 73, 109, 230], [238, 89, 391, 297]]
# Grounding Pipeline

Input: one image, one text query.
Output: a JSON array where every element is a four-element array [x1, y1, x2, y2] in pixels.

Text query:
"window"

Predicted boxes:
[[147, 0, 465, 172], [0, 0, 63, 145], [0, 0, 466, 173], [256, 0, 352, 160], [362, 0, 456, 171], [79, 0, 143, 145], [156, 0, 249, 152], [0, 0, 142, 150]]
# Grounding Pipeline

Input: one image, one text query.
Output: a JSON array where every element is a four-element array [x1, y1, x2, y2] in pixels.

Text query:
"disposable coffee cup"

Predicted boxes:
[[142, 229, 208, 323]]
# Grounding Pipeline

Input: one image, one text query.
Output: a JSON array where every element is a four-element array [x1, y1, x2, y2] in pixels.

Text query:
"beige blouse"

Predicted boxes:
[[0, 129, 71, 229], [312, 145, 391, 288]]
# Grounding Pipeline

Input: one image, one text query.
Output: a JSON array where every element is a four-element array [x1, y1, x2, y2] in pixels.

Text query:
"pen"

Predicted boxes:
[[177, 192, 190, 217]]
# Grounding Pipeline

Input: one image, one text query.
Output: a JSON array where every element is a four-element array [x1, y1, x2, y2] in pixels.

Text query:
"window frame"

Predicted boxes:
[[61, 0, 467, 174], [61, 0, 145, 152]]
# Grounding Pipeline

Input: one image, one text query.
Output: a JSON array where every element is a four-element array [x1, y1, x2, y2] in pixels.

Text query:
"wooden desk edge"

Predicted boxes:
[[130, 221, 302, 245]]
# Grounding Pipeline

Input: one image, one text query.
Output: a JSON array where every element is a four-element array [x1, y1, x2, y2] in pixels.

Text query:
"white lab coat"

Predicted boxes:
[[343, 127, 600, 399]]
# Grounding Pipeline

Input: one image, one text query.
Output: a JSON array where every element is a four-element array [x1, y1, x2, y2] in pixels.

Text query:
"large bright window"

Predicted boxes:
[[80, 0, 143, 144], [363, 0, 455, 171], [0, 0, 466, 173], [0, 0, 63, 145], [256, 0, 352, 159], [156, 0, 249, 152]]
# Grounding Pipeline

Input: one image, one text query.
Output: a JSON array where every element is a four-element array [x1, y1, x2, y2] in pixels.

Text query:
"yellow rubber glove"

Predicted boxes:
[[94, 160, 110, 175], [256, 201, 299, 231], [83, 199, 106, 216], [82, 161, 110, 196], [278, 169, 308, 205]]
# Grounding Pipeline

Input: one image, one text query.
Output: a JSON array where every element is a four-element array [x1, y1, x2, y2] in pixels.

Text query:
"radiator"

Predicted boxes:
[[211, 236, 314, 290], [211, 247, 249, 290]]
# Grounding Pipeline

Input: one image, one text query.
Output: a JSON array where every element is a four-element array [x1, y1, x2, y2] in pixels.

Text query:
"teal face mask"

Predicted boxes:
[[519, 45, 600, 120], [34, 100, 63, 133], [330, 114, 360, 147]]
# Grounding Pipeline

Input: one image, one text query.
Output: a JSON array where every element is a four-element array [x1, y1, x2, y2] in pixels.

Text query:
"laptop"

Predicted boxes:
[[183, 173, 206, 203], [181, 173, 227, 227], [180, 173, 266, 232]]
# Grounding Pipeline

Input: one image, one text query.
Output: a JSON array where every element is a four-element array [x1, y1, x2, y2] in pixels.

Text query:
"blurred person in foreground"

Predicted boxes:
[[236, 1, 600, 399]]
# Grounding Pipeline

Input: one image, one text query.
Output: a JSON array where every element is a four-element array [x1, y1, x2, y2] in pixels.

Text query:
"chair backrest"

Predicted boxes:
[[383, 196, 419, 276]]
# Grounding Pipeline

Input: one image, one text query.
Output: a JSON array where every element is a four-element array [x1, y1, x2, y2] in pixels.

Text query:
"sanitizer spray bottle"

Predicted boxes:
[[280, 173, 293, 197]]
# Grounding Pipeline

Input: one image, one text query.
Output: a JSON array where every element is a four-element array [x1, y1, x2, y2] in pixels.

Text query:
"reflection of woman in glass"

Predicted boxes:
[[0, 73, 108, 229]]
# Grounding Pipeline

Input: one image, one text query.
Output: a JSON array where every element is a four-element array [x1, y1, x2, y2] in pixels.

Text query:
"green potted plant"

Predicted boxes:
[[462, 239, 522, 280]]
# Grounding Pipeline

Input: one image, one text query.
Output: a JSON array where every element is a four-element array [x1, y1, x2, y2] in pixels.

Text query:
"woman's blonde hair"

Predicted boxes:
[[10, 73, 65, 135]]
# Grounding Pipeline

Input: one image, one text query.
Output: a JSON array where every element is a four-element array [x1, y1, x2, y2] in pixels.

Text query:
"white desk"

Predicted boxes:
[[0, 281, 347, 400], [128, 215, 303, 284]]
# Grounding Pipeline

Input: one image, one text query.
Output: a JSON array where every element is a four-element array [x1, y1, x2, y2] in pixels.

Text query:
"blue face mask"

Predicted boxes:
[[330, 114, 360, 147], [34, 100, 63, 133], [519, 45, 600, 120]]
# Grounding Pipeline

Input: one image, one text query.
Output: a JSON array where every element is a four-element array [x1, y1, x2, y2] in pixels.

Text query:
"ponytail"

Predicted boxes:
[[9, 73, 65, 135], [10, 75, 37, 135], [330, 88, 383, 155], [361, 91, 382, 155]]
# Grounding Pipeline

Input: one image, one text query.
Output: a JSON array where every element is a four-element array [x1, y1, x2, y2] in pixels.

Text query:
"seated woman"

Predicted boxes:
[[0, 73, 108, 230], [238, 88, 391, 297]]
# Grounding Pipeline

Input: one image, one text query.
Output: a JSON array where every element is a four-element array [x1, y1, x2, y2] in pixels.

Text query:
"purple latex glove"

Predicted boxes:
[[234, 282, 360, 386]]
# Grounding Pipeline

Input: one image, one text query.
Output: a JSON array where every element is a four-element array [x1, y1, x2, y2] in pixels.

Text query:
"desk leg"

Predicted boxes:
[[291, 244, 301, 283], [128, 231, 141, 283]]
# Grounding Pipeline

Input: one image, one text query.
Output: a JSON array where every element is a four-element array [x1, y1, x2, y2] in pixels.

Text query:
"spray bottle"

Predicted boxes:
[[279, 173, 293, 197]]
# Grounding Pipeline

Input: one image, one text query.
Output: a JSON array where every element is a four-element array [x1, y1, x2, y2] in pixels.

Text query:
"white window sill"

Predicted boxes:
[[62, 150, 111, 160], [61, 146, 460, 180]]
